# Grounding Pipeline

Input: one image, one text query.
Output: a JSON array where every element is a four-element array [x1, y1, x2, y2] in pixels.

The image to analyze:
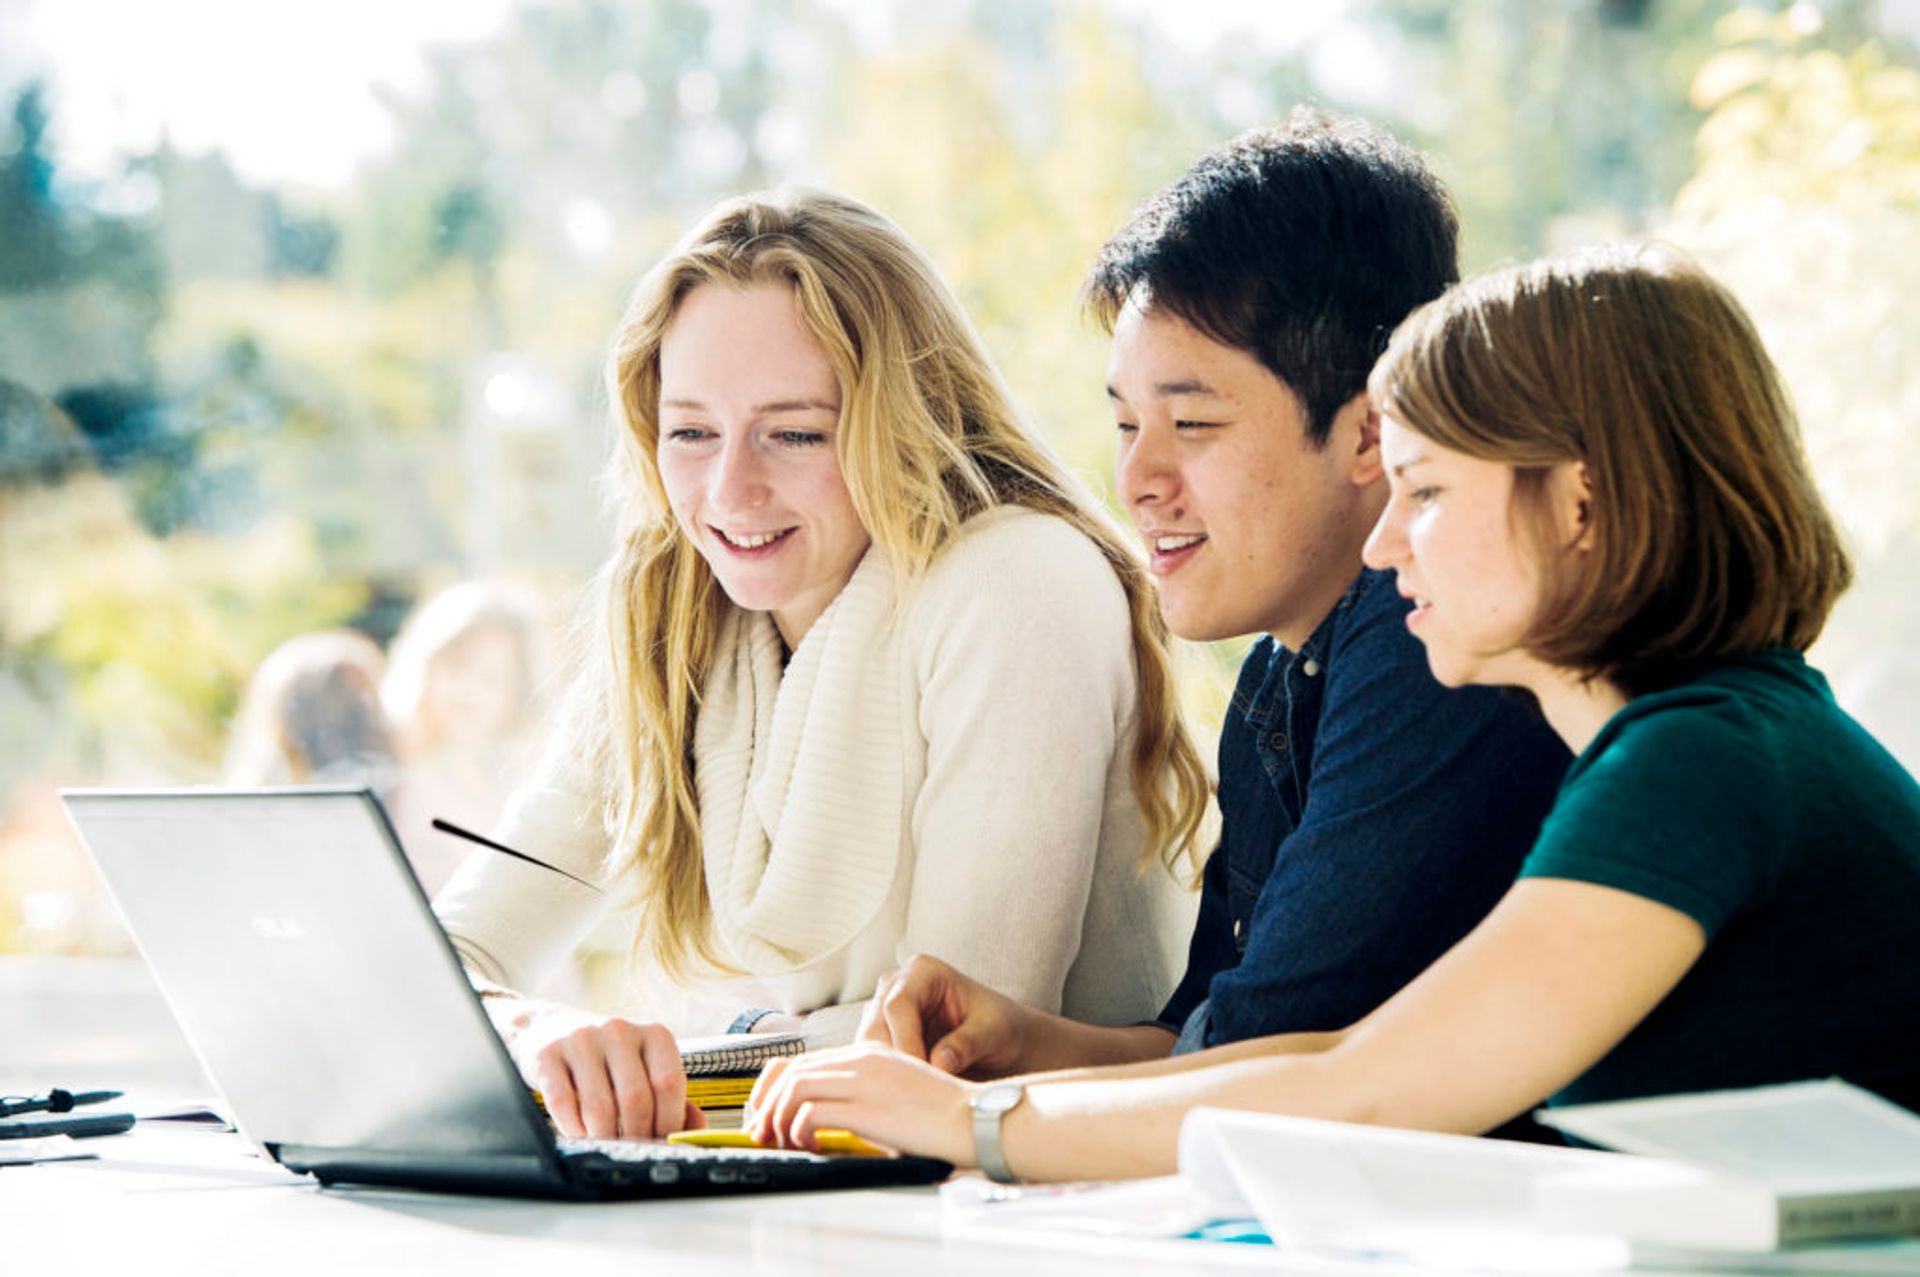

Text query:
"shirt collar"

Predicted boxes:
[[1242, 569, 1378, 726]]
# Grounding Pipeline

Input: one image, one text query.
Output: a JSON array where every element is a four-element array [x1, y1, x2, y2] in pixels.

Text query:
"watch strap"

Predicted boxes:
[[971, 1084, 1024, 1183]]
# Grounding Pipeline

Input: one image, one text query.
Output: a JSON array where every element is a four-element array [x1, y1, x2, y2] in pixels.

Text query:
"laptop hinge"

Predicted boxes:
[[269, 1143, 578, 1198]]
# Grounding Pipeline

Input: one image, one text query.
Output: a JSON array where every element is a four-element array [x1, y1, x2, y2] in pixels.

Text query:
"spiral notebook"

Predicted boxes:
[[677, 1032, 807, 1077]]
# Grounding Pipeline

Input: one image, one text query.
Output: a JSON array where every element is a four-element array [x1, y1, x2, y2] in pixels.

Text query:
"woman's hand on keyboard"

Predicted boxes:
[[518, 1009, 707, 1140], [747, 1042, 972, 1165]]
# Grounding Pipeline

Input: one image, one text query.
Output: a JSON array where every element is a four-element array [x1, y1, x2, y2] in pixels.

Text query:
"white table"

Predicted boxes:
[[5, 1122, 1353, 1276], [6, 957, 1907, 1276], [0, 956, 1291, 1275]]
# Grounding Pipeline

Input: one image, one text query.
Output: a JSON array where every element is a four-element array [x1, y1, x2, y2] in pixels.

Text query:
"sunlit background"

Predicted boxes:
[[5, 0, 1919, 984]]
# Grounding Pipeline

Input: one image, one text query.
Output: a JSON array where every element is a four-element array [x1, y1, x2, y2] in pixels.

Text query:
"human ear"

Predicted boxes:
[[1560, 462, 1595, 552], [1334, 392, 1383, 487]]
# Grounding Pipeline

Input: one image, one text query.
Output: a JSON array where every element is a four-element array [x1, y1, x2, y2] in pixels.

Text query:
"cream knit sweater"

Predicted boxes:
[[435, 506, 1196, 1046]]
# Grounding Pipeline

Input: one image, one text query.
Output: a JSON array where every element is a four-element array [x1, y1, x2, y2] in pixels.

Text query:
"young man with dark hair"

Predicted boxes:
[[757, 109, 1569, 1091]]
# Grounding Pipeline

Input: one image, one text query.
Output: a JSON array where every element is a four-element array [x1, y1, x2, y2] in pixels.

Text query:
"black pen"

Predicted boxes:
[[0, 1089, 124, 1118], [430, 818, 603, 892]]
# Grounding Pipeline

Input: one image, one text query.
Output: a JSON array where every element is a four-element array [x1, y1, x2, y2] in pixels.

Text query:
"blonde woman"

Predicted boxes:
[[748, 245, 1920, 1178], [435, 188, 1210, 1141]]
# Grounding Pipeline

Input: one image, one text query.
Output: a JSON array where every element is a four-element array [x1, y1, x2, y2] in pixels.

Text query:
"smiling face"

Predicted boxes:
[[1108, 302, 1386, 647], [1363, 415, 1582, 689], [656, 282, 870, 648]]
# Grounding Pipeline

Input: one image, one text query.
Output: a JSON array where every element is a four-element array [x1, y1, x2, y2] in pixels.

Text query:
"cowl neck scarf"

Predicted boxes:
[[694, 546, 905, 974]]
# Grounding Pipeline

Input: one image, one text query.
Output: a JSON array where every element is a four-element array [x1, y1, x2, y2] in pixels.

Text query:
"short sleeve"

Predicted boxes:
[[1521, 699, 1788, 939]]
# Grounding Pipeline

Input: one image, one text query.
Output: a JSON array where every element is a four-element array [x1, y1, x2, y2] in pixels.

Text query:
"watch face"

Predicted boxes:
[[975, 1083, 1023, 1116]]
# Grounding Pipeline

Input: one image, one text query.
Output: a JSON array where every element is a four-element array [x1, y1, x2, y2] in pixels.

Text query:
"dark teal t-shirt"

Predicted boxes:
[[1520, 650, 1920, 1112]]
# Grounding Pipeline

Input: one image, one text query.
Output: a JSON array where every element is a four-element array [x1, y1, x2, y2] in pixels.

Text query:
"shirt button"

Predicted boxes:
[[1232, 918, 1245, 941], [1268, 731, 1288, 752], [1302, 658, 1321, 676]]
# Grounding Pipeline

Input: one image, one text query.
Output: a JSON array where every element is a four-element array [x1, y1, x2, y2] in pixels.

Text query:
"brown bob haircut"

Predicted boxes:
[[1369, 243, 1851, 697]]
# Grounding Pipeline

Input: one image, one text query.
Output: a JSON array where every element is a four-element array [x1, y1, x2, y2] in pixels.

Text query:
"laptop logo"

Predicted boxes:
[[249, 916, 306, 940]]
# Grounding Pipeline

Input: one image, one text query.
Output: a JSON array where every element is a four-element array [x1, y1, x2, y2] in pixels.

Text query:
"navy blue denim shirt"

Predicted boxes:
[[1158, 568, 1570, 1049]]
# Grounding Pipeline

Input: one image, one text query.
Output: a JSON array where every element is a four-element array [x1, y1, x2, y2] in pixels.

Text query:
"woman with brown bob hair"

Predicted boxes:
[[746, 243, 1920, 1183], [1378, 241, 1851, 699]]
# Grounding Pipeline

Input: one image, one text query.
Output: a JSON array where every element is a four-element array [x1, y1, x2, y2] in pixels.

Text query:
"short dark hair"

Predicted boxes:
[[1084, 107, 1459, 446]]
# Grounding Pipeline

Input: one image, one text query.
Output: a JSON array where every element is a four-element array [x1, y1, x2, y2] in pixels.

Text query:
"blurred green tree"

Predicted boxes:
[[0, 84, 63, 291], [1664, 5, 1920, 770]]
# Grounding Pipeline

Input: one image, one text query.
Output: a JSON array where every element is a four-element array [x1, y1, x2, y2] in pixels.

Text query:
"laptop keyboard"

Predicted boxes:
[[558, 1135, 858, 1190], [560, 1137, 825, 1164]]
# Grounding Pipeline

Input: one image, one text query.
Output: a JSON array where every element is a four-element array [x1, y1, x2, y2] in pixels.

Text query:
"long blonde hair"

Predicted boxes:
[[592, 187, 1210, 978]]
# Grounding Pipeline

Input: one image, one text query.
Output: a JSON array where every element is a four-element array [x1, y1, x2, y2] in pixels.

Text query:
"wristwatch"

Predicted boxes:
[[969, 1081, 1026, 1183]]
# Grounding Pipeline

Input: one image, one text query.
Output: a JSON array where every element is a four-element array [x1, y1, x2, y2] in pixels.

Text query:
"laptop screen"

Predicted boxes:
[[63, 788, 562, 1184]]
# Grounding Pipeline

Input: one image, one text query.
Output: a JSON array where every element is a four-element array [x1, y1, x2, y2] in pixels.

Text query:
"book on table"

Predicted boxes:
[[940, 1079, 1920, 1269], [677, 1032, 805, 1129], [1533, 1078, 1920, 1250]]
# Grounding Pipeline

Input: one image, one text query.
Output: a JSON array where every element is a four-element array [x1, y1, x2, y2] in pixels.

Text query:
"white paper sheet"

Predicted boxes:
[[1536, 1079, 1920, 1189]]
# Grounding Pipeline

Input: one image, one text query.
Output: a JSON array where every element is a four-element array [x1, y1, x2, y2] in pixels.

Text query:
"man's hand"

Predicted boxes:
[[860, 954, 1034, 1077]]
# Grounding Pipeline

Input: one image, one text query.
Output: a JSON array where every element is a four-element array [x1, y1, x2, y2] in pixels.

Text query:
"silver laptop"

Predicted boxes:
[[60, 786, 950, 1199]]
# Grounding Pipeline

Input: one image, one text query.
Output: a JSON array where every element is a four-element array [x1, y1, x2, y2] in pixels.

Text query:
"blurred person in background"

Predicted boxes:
[[222, 629, 398, 796], [432, 186, 1214, 1142], [381, 580, 548, 897]]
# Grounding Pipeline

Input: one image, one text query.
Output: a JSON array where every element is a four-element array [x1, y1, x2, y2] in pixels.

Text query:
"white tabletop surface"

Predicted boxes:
[[5, 1122, 1364, 1277], [0, 956, 1309, 1275], [9, 956, 1914, 1276]]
